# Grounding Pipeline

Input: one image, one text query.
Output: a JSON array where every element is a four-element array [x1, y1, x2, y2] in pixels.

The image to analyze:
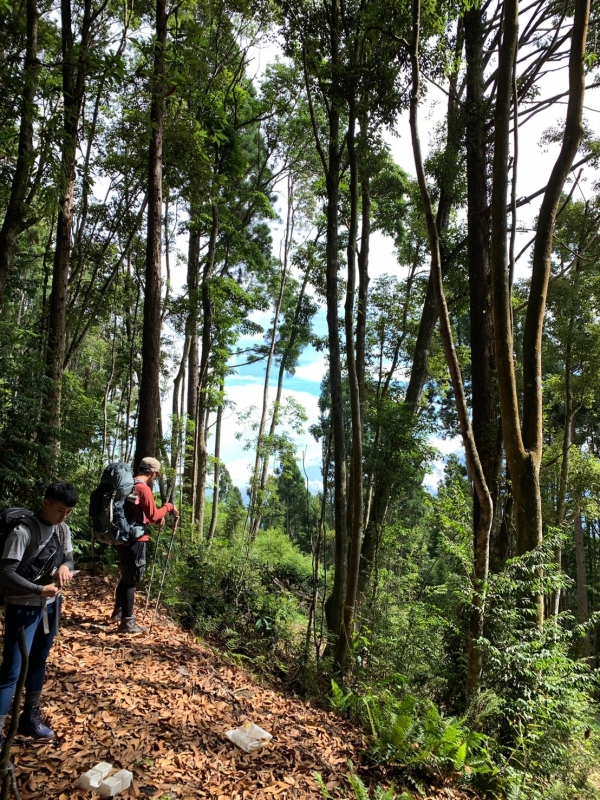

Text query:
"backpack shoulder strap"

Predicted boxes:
[[58, 522, 68, 549], [17, 514, 40, 538]]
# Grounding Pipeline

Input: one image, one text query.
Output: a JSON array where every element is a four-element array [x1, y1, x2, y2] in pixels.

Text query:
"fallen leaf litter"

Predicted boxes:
[[8, 573, 478, 799]]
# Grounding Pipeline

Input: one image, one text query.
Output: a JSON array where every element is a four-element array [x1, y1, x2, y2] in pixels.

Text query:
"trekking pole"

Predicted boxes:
[[149, 516, 178, 631], [144, 522, 165, 616]]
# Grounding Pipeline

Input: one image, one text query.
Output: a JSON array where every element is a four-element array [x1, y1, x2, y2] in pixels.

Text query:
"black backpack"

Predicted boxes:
[[89, 462, 145, 546], [0, 509, 65, 585]]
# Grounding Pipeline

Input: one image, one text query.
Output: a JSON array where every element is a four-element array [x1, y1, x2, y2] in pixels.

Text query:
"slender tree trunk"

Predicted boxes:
[[207, 374, 224, 542], [491, 0, 590, 627], [409, 0, 493, 700], [194, 200, 219, 538], [134, 0, 167, 470], [404, 26, 461, 413], [308, 4, 348, 640], [574, 511, 590, 658], [168, 334, 190, 501], [0, 0, 39, 300], [39, 0, 92, 473], [464, 8, 502, 578], [184, 227, 200, 504], [249, 175, 296, 535], [334, 101, 364, 671], [249, 255, 289, 538], [404, 276, 437, 408], [257, 261, 311, 510], [102, 313, 118, 459], [551, 320, 577, 616]]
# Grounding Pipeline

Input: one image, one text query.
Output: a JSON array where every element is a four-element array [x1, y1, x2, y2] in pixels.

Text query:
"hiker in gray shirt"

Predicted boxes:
[[0, 482, 78, 743]]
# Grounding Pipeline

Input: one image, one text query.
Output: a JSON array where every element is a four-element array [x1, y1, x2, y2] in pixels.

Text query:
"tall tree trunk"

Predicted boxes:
[[550, 214, 587, 614], [194, 200, 219, 538], [574, 510, 590, 658], [207, 374, 224, 542], [551, 320, 577, 616], [302, 9, 348, 639], [249, 174, 295, 536], [184, 227, 200, 503], [334, 101, 364, 671], [362, 30, 462, 598], [39, 0, 92, 473], [249, 259, 288, 538], [168, 334, 191, 502], [409, 0, 493, 700], [404, 25, 461, 412], [134, 0, 167, 470], [464, 8, 502, 574], [491, 0, 590, 626], [0, 0, 39, 300], [255, 258, 312, 517]]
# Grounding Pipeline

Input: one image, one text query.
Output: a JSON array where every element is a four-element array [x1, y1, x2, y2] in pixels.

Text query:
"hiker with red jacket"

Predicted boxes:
[[0, 481, 78, 742], [111, 457, 178, 634]]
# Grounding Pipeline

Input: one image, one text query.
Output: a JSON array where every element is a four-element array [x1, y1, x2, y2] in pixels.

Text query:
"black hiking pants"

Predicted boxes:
[[115, 540, 146, 618]]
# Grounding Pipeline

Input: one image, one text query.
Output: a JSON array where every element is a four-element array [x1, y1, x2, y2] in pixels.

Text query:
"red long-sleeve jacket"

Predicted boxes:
[[126, 481, 174, 541]]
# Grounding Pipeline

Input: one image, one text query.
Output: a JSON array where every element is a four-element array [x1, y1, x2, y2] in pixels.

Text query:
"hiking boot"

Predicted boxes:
[[17, 707, 55, 739], [118, 617, 146, 634], [0, 735, 14, 772], [110, 607, 122, 623]]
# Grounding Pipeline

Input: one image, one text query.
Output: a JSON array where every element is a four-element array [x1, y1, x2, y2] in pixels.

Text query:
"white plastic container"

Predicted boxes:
[[96, 769, 133, 797], [226, 720, 273, 753], [77, 762, 113, 791], [78, 764, 133, 796]]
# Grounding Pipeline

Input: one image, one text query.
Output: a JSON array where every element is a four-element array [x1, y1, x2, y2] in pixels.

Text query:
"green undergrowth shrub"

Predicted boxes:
[[329, 681, 497, 793], [151, 525, 315, 667], [315, 769, 402, 799], [331, 529, 600, 799], [476, 542, 600, 800]]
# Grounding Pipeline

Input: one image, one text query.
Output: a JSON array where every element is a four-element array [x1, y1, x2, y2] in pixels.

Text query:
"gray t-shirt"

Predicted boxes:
[[0, 517, 74, 606]]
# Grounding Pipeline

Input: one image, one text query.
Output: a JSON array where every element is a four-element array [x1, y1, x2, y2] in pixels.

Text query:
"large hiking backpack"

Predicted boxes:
[[89, 462, 145, 546], [0, 509, 65, 585]]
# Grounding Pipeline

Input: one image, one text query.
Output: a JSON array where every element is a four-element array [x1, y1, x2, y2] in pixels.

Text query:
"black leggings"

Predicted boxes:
[[115, 580, 136, 618], [116, 540, 147, 618]]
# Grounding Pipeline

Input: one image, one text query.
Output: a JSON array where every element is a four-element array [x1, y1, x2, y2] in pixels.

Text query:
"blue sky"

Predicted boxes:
[[165, 48, 597, 499]]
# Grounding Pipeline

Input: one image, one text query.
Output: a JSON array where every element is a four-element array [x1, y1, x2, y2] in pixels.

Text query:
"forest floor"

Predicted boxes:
[[9, 573, 478, 799]]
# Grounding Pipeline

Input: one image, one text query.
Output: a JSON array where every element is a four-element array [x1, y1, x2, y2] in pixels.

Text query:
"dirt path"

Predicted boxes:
[[9, 573, 472, 799]]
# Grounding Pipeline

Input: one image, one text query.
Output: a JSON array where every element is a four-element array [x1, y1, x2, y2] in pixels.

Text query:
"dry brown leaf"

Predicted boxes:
[[6, 573, 477, 800]]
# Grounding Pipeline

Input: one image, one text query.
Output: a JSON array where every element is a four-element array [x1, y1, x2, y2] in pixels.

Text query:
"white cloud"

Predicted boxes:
[[207, 380, 323, 496], [292, 352, 327, 383], [430, 435, 464, 456]]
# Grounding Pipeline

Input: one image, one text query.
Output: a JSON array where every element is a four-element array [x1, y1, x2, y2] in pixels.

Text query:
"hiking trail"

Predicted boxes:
[[10, 573, 475, 799]]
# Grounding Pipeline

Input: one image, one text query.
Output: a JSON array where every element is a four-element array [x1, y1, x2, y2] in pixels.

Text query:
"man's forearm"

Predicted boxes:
[[0, 559, 43, 594]]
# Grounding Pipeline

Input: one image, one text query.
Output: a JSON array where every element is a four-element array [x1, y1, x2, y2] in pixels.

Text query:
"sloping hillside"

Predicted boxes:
[[10, 574, 474, 799]]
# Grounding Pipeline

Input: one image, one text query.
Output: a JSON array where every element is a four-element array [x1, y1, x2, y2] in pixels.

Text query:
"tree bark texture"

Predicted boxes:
[[574, 512, 591, 658], [207, 375, 224, 542], [334, 103, 364, 671], [193, 200, 219, 538], [464, 7, 502, 558], [409, 0, 493, 700], [309, 2, 348, 641], [0, 0, 39, 301], [184, 227, 200, 503], [39, 0, 93, 473], [249, 260, 288, 539], [491, 0, 589, 626], [134, 0, 167, 471]]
